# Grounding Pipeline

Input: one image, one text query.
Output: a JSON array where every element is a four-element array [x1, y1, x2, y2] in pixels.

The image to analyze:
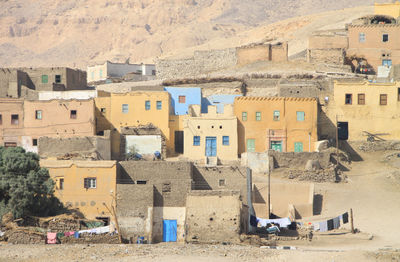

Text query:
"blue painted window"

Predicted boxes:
[[193, 136, 200, 146], [122, 104, 129, 114], [222, 136, 229, 146], [256, 112, 261, 121], [145, 100, 150, 110], [99, 69, 103, 78], [297, 111, 305, 121], [156, 101, 162, 110]]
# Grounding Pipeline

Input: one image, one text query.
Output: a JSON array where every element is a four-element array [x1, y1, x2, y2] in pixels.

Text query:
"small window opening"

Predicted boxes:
[[345, 94, 352, 105], [162, 183, 171, 193], [84, 178, 96, 189], [178, 96, 186, 103], [136, 180, 147, 184], [70, 110, 77, 119], [32, 139, 38, 146], [55, 75, 61, 83], [59, 178, 64, 190], [11, 114, 19, 125]]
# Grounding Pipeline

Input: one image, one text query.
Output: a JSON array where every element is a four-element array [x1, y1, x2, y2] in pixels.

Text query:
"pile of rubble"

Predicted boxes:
[[62, 233, 120, 244], [1, 212, 118, 245], [358, 141, 400, 152], [6, 229, 46, 244], [286, 168, 339, 183]]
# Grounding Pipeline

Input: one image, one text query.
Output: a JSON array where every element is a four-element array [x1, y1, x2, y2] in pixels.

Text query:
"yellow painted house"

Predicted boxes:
[[41, 160, 117, 222], [325, 81, 400, 141], [234, 97, 318, 154], [374, 1, 400, 18], [183, 104, 238, 162], [95, 91, 171, 159]]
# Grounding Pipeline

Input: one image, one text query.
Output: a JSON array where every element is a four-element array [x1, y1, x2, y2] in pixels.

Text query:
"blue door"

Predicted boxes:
[[205, 137, 217, 156], [163, 220, 177, 242]]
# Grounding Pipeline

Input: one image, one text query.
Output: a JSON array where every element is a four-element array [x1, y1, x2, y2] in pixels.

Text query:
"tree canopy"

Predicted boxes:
[[0, 147, 62, 219]]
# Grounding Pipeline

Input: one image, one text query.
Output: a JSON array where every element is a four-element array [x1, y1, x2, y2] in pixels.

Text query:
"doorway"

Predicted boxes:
[[205, 137, 217, 157], [162, 220, 177, 242], [270, 141, 283, 152], [338, 122, 349, 140], [174, 131, 184, 154]]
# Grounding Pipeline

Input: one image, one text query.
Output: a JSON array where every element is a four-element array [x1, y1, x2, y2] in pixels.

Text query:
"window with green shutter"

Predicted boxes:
[[294, 142, 303, 152], [246, 139, 255, 152], [242, 112, 247, 121], [296, 111, 305, 121], [41, 75, 48, 83], [256, 112, 261, 121]]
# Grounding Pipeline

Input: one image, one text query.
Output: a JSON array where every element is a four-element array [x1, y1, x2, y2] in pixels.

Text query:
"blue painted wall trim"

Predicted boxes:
[[164, 87, 202, 115], [202, 94, 241, 113]]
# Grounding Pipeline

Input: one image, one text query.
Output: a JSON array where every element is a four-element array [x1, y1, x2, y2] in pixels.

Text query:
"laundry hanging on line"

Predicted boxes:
[[256, 217, 292, 228]]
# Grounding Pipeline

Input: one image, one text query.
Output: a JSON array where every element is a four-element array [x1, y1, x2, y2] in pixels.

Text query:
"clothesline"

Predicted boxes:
[[250, 215, 292, 228], [46, 223, 117, 244], [300, 212, 349, 232]]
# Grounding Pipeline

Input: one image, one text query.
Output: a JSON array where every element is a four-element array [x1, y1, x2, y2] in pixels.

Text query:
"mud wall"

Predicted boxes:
[[185, 191, 242, 244]]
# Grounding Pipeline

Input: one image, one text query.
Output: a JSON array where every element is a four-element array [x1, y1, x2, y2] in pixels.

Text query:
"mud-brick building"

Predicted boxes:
[[117, 161, 193, 243], [0, 98, 96, 153], [41, 160, 117, 223], [183, 104, 238, 163], [0, 98, 24, 147], [307, 30, 348, 65], [23, 99, 95, 153], [234, 97, 318, 155], [347, 15, 400, 73], [116, 161, 248, 244], [321, 80, 400, 141], [95, 91, 171, 159], [0, 68, 87, 99], [20, 67, 87, 91]]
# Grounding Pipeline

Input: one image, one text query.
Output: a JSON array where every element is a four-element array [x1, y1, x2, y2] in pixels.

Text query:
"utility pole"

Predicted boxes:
[[267, 167, 271, 219], [336, 114, 340, 167], [350, 208, 355, 234]]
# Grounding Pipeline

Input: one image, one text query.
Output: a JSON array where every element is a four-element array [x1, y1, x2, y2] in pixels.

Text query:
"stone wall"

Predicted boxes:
[[118, 161, 193, 207], [236, 44, 270, 66], [307, 48, 345, 65], [38, 132, 111, 160], [271, 42, 288, 62], [156, 48, 237, 79], [157, 43, 288, 80], [192, 165, 247, 204], [185, 191, 242, 244], [116, 184, 153, 241], [308, 33, 348, 49], [270, 150, 332, 170]]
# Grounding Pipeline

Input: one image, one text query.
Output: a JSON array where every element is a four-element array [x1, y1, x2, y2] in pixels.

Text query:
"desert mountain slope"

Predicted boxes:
[[0, 0, 380, 68]]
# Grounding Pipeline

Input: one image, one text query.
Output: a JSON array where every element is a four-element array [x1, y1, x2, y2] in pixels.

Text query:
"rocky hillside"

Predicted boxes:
[[0, 0, 379, 68]]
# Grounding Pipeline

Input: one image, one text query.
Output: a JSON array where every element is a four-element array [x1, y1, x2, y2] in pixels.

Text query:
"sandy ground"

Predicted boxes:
[[1, 150, 400, 261]]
